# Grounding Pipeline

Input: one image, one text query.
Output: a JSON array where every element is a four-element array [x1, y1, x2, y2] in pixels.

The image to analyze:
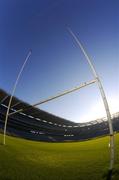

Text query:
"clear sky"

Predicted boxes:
[[0, 0, 119, 122]]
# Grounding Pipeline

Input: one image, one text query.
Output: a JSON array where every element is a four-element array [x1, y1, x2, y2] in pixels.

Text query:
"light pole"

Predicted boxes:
[[68, 28, 114, 171]]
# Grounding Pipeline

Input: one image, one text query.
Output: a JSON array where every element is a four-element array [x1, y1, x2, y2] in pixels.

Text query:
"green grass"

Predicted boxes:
[[0, 133, 119, 180]]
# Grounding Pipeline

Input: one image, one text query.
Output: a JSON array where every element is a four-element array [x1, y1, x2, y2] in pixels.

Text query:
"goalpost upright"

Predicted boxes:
[[3, 50, 32, 145], [68, 27, 114, 171]]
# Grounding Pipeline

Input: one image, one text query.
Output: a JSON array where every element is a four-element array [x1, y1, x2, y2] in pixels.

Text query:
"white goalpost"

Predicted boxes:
[[3, 29, 114, 173], [3, 50, 32, 145], [67, 28, 114, 171]]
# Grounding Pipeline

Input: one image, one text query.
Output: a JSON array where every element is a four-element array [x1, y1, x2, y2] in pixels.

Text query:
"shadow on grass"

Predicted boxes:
[[103, 169, 119, 180]]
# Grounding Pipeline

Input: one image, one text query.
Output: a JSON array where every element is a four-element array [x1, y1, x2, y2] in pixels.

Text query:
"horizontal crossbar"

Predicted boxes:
[[8, 79, 97, 116]]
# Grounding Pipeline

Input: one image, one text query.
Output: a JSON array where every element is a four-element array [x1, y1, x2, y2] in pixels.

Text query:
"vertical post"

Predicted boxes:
[[3, 50, 32, 145], [68, 28, 114, 171]]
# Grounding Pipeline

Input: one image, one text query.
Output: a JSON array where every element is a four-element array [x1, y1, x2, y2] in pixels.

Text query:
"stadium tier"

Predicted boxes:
[[0, 89, 119, 142]]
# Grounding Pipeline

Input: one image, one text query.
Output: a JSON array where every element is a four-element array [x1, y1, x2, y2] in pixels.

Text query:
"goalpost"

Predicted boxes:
[[3, 29, 114, 173], [67, 28, 114, 171], [3, 50, 32, 145]]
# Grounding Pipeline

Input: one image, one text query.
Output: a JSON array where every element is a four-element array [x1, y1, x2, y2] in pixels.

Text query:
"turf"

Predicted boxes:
[[0, 133, 119, 180]]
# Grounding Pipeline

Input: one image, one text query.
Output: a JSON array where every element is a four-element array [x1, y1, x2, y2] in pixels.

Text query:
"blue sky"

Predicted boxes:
[[0, 0, 119, 122]]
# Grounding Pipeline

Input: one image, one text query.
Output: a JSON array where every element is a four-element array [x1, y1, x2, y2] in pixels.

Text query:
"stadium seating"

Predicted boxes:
[[0, 89, 119, 142]]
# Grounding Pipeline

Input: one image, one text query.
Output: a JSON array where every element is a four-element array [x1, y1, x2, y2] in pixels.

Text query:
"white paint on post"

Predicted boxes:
[[3, 50, 32, 145], [68, 27, 114, 170]]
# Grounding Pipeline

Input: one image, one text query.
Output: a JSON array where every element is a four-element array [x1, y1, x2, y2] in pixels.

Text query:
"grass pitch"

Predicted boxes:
[[0, 133, 119, 180]]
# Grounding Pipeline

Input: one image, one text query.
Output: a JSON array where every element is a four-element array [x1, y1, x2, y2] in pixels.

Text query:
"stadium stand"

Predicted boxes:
[[0, 89, 119, 142]]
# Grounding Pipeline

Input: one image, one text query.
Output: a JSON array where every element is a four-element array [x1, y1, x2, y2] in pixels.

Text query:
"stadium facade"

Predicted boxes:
[[0, 89, 119, 142]]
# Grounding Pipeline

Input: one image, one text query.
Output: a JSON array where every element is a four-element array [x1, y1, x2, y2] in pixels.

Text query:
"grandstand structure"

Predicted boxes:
[[0, 89, 119, 142]]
